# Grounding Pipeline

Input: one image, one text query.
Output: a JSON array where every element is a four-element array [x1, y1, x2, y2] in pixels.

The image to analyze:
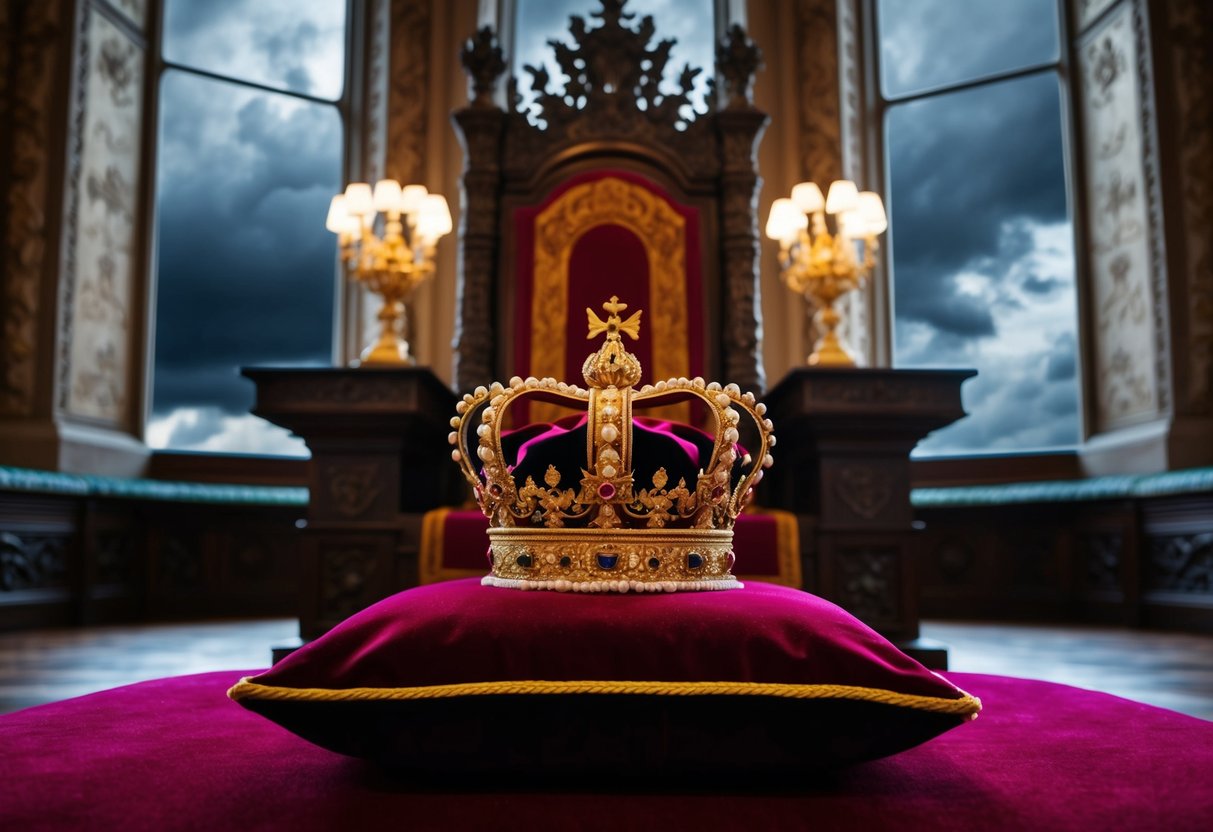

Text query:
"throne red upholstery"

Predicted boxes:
[[511, 170, 704, 426]]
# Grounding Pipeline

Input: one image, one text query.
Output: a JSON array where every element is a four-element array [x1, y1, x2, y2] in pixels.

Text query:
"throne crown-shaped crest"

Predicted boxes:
[[449, 297, 775, 593]]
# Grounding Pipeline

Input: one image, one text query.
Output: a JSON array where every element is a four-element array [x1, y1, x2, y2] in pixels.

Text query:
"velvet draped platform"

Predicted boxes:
[[1, 669, 1210, 830]]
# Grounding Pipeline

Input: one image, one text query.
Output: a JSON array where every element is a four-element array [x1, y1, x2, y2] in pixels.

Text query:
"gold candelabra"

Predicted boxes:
[[326, 180, 452, 366], [765, 180, 887, 366]]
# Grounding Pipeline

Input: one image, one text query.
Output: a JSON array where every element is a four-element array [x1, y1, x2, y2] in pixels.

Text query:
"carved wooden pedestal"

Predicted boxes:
[[242, 368, 459, 642], [764, 368, 975, 668]]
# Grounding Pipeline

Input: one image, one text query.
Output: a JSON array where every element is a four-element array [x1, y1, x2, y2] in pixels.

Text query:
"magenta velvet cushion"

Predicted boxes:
[[230, 579, 979, 779]]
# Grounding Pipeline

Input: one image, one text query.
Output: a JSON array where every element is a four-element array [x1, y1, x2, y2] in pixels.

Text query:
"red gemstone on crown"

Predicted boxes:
[[597, 482, 617, 500], [711, 485, 726, 501]]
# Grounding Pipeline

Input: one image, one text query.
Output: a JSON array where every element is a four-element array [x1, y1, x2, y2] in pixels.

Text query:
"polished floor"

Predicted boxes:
[[1, 618, 1211, 720]]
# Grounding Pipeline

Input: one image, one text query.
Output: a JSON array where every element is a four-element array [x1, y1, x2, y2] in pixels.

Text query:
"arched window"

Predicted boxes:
[[874, 0, 1081, 456], [146, 0, 353, 456]]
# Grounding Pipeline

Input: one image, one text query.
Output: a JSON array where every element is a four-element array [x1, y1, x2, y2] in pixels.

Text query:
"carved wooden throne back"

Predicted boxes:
[[451, 0, 768, 407]]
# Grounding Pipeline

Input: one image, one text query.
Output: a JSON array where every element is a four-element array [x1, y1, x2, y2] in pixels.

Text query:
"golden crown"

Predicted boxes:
[[449, 297, 776, 593]]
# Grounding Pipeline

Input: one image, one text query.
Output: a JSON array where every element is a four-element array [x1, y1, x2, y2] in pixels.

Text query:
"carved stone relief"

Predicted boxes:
[[834, 465, 893, 520], [327, 463, 384, 518], [1163, 0, 1213, 411], [0, 531, 69, 591], [63, 10, 145, 424], [1081, 532, 1122, 591], [321, 547, 379, 620], [1, 2, 63, 416], [1147, 532, 1213, 593], [1078, 7, 1161, 429], [157, 536, 201, 590], [835, 545, 899, 624]]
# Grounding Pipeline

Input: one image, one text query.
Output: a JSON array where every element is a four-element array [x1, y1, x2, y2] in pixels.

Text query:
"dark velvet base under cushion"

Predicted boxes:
[[248, 695, 966, 782], [229, 579, 979, 771], [2, 671, 1211, 831]]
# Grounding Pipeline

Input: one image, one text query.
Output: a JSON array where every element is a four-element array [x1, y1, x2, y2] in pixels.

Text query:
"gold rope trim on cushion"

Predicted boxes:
[[228, 677, 981, 717]]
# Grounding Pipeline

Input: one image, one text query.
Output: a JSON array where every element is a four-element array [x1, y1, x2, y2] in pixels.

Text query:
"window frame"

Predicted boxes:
[[860, 0, 1091, 467], [142, 0, 363, 464]]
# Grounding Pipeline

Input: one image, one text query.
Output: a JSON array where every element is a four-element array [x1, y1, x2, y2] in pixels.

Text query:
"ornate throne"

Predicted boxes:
[[423, 2, 798, 589], [451, 0, 768, 402]]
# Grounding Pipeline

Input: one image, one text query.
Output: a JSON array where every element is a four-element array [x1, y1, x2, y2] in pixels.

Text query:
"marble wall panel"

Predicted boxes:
[[64, 9, 145, 423], [1075, 0, 1120, 33], [110, 0, 147, 30], [1078, 5, 1161, 429]]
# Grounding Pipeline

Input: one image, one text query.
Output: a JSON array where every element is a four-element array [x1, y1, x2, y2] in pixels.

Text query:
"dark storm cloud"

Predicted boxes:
[[887, 70, 1068, 314], [878, 0, 1061, 98], [161, 0, 345, 100], [1045, 332, 1077, 382], [151, 72, 341, 417], [882, 11, 1081, 454]]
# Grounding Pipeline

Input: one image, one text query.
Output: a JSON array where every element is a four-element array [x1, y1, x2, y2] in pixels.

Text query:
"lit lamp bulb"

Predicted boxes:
[[767, 178, 887, 367], [765, 197, 806, 246], [327, 178, 454, 366]]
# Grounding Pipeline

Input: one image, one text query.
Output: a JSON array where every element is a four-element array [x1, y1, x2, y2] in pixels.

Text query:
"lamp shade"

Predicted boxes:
[[856, 191, 888, 235], [765, 198, 807, 243], [416, 194, 453, 240], [791, 182, 825, 214], [344, 182, 374, 216], [373, 179, 403, 213], [399, 185, 429, 215], [825, 180, 859, 215], [325, 195, 349, 233]]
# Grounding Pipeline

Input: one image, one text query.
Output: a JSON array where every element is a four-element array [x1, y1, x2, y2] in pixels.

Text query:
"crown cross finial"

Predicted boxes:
[[587, 295, 642, 342], [583, 296, 643, 388]]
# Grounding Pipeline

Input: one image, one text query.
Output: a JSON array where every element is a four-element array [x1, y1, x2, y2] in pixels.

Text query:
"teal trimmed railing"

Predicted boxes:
[[0, 465, 308, 507], [910, 466, 1213, 508], [4, 464, 1212, 510]]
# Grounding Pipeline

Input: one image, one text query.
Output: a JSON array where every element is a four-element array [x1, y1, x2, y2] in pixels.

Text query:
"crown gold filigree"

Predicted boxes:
[[449, 297, 776, 593]]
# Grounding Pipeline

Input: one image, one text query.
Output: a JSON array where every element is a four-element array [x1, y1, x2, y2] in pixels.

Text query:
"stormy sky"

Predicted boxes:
[[149, 0, 1079, 458], [879, 0, 1079, 454], [148, 0, 346, 456]]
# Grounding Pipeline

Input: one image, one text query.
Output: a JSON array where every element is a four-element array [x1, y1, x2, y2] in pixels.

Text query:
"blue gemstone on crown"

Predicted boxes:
[[648, 557, 660, 570], [560, 556, 572, 568], [687, 553, 703, 570], [596, 553, 618, 570], [516, 554, 533, 568]]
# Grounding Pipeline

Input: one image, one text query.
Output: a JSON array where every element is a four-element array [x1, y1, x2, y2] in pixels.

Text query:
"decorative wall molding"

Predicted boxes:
[[1163, 0, 1213, 413], [1, 1, 64, 416], [61, 7, 144, 425], [792, 0, 868, 366], [0, 530, 69, 592], [1077, 4, 1164, 429], [386, 0, 430, 185], [794, 0, 842, 186], [1131, 0, 1172, 416]]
